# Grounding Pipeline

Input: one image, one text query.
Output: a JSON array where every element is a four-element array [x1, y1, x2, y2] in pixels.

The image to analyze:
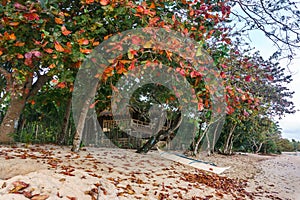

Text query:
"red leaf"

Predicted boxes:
[[176, 67, 186, 76], [198, 102, 204, 111], [23, 13, 39, 21], [131, 36, 142, 45], [24, 58, 32, 66], [226, 105, 235, 114], [62, 26, 72, 36], [128, 60, 136, 70], [136, 6, 144, 13], [89, 100, 99, 109], [220, 64, 227, 68], [9, 181, 29, 193], [190, 70, 201, 78], [220, 71, 226, 78], [245, 75, 251, 82], [267, 75, 274, 81]]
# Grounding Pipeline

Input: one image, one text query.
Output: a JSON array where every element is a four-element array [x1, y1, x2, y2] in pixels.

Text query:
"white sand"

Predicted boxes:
[[0, 144, 299, 200], [247, 154, 300, 200]]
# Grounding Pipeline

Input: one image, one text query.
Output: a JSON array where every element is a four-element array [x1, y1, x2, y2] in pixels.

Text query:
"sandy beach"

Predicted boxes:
[[0, 144, 299, 200]]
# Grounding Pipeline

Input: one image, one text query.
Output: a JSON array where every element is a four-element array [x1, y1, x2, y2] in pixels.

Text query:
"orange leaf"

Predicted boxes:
[[104, 34, 112, 40], [103, 67, 114, 77], [61, 26, 72, 36], [8, 33, 16, 41], [80, 48, 92, 54], [116, 62, 127, 74], [49, 63, 56, 69], [44, 48, 53, 54], [74, 61, 82, 68], [136, 6, 144, 13], [16, 53, 24, 59], [55, 17, 63, 24], [14, 41, 25, 47], [93, 41, 100, 46], [57, 82, 66, 89], [100, 0, 110, 6], [66, 42, 72, 48], [54, 41, 64, 52], [150, 2, 155, 9], [77, 38, 89, 45], [0, 50, 3, 56], [9, 22, 19, 26], [86, 0, 94, 4]]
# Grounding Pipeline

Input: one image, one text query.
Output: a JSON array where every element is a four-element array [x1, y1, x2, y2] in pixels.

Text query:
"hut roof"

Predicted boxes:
[[99, 110, 113, 117]]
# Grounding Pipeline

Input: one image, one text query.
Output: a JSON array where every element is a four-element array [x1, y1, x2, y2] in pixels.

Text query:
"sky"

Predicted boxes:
[[229, 3, 300, 141], [248, 31, 300, 141]]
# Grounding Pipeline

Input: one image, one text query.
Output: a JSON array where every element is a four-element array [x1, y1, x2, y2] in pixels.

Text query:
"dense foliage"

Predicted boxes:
[[0, 0, 298, 155]]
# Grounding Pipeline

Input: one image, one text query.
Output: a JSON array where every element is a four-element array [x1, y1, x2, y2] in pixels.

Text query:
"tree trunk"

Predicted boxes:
[[193, 123, 210, 156], [71, 82, 99, 152], [136, 115, 182, 154], [255, 142, 264, 154], [57, 96, 72, 145], [0, 72, 49, 143], [222, 122, 237, 155], [0, 95, 27, 143], [205, 132, 211, 156]]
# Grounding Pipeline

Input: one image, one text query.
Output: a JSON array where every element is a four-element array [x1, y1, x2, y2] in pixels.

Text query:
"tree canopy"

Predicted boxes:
[[0, 0, 298, 155]]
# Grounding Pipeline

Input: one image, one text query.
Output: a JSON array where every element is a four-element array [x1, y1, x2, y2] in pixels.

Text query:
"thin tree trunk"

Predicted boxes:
[[223, 123, 237, 155], [206, 131, 211, 156], [71, 82, 99, 152], [194, 123, 210, 156], [57, 96, 72, 145], [255, 142, 264, 154], [211, 122, 220, 154]]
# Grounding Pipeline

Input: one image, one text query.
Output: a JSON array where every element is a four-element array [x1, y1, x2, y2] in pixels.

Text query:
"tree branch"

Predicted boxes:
[[0, 67, 12, 90], [27, 73, 51, 99]]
